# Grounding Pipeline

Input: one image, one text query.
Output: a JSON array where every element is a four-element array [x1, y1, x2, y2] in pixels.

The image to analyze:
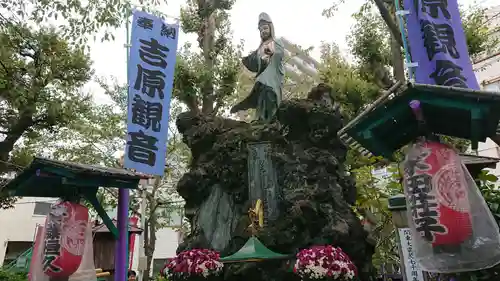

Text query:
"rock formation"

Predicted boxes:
[[175, 86, 375, 281]]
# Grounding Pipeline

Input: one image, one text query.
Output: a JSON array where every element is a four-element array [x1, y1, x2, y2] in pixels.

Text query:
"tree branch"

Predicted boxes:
[[179, 91, 200, 113], [0, 113, 34, 172], [212, 94, 225, 114], [0, 60, 9, 75]]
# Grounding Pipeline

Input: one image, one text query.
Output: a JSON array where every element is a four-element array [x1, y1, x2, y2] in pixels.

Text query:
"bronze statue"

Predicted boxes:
[[230, 13, 284, 122]]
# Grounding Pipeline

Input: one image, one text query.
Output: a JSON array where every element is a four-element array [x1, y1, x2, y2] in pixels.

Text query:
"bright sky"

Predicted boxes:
[[88, 0, 498, 103]]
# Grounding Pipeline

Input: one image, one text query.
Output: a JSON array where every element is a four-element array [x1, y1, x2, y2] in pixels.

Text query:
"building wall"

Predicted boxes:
[[0, 197, 54, 265], [474, 53, 500, 91], [280, 37, 320, 98], [472, 5, 500, 176], [473, 5, 500, 85], [0, 197, 179, 274]]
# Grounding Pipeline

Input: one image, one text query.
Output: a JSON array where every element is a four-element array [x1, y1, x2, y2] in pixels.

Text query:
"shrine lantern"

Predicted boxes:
[[402, 141, 500, 272]]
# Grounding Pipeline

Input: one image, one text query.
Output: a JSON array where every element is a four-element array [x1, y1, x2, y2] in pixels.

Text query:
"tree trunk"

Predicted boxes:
[[391, 35, 406, 82], [389, 2, 406, 82], [143, 214, 157, 281], [199, 2, 217, 115], [146, 215, 156, 279], [373, 0, 404, 47], [143, 219, 152, 281], [0, 111, 34, 173], [144, 255, 153, 281]]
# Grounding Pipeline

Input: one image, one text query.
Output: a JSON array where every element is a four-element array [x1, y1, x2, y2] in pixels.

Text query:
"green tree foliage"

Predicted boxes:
[[19, 78, 127, 169], [347, 5, 393, 88], [353, 164, 400, 267], [319, 42, 380, 121], [462, 5, 500, 61], [12, 77, 129, 211], [0, 270, 27, 281], [0, 22, 92, 172], [173, 0, 242, 115], [0, 0, 164, 44], [478, 171, 500, 218], [0, 20, 132, 209]]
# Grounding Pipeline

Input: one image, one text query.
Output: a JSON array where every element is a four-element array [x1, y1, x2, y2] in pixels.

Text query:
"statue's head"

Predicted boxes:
[[258, 12, 274, 41]]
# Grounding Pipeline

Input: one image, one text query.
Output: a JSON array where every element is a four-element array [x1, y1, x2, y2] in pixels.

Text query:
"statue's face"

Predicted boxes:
[[259, 24, 271, 40]]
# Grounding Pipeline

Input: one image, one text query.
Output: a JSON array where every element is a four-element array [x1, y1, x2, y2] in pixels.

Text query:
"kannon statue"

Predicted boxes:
[[230, 12, 285, 122]]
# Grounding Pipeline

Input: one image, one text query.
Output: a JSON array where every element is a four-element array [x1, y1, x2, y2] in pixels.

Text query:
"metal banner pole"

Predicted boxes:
[[115, 14, 132, 281]]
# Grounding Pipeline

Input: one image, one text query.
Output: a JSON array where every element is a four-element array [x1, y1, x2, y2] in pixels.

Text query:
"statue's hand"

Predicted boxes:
[[264, 47, 273, 55]]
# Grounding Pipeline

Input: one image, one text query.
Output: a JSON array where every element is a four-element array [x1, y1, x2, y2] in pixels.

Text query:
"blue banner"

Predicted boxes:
[[124, 10, 179, 175]]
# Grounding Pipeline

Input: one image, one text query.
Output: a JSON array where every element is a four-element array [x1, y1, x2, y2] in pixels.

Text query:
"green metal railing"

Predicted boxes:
[[3, 247, 33, 272]]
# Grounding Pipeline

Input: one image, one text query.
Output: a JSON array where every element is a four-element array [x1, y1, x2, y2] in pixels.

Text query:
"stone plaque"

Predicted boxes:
[[247, 141, 280, 223]]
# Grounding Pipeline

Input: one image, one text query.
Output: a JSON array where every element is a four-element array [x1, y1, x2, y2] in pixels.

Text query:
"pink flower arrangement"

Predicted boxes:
[[293, 245, 357, 280], [163, 249, 224, 280]]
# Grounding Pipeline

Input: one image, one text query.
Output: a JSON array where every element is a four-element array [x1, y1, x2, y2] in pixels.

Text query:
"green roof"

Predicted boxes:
[[0, 157, 145, 239], [1, 157, 142, 198], [338, 83, 500, 159], [220, 237, 290, 263]]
